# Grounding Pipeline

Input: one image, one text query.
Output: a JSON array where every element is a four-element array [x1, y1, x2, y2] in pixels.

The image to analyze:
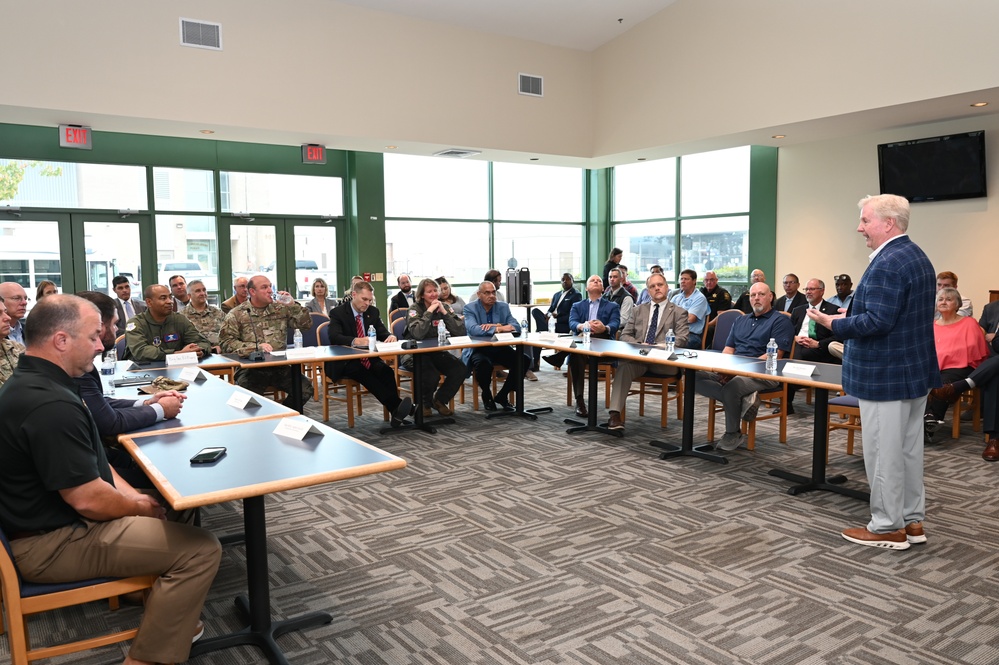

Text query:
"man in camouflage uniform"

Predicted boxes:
[[219, 274, 313, 409], [125, 284, 212, 362], [181, 279, 225, 351], [0, 296, 24, 388]]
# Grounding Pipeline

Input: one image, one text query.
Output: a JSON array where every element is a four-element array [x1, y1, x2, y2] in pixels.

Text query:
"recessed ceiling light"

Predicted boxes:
[[772, 134, 786, 139], [385, 145, 397, 149], [971, 102, 989, 108], [199, 129, 215, 135]]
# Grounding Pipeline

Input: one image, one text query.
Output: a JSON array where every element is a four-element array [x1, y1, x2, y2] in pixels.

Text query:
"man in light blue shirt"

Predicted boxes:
[[670, 269, 710, 349], [826, 274, 854, 311]]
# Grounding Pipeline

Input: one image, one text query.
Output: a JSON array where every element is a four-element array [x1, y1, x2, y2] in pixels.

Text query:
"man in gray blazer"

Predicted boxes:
[[112, 274, 146, 335], [606, 273, 690, 431]]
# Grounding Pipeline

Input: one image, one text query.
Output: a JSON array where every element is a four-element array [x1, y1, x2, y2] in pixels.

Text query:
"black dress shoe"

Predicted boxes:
[[543, 355, 563, 369], [574, 399, 588, 418], [482, 393, 497, 412], [495, 394, 515, 411], [393, 396, 413, 423]]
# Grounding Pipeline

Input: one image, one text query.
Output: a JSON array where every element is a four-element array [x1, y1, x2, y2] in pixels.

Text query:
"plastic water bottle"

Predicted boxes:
[[582, 322, 591, 346], [521, 319, 528, 336], [293, 328, 303, 349], [367, 324, 377, 352], [665, 328, 676, 355], [102, 348, 116, 396], [548, 317, 556, 334], [766, 337, 778, 373], [437, 319, 447, 345]]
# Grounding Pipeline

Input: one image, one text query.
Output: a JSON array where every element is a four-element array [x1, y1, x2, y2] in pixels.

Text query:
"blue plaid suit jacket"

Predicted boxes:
[[832, 235, 939, 400]]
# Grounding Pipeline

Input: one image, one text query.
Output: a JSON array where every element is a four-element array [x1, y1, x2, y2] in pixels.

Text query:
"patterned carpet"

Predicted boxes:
[[4, 359, 999, 664]]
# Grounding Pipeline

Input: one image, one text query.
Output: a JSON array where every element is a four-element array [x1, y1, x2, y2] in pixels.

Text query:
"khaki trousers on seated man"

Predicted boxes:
[[607, 277, 690, 431]]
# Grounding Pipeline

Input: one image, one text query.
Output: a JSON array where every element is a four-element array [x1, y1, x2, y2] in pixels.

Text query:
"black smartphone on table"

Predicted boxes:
[[190, 447, 227, 464]]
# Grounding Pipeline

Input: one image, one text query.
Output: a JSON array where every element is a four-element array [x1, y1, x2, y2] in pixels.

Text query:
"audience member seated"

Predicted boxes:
[[617, 264, 639, 301], [305, 277, 338, 315], [181, 279, 226, 351], [168, 274, 191, 312], [567, 275, 620, 418], [935, 271, 973, 318], [324, 281, 413, 426], [924, 287, 988, 443], [602, 247, 623, 288], [541, 272, 582, 370], [221, 275, 249, 314], [112, 274, 146, 334], [637, 265, 665, 305], [0, 294, 221, 665], [700, 270, 732, 320], [463, 281, 525, 412], [436, 276, 466, 317], [786, 278, 841, 412], [981, 298, 999, 346], [125, 284, 212, 362], [35, 279, 58, 301], [826, 274, 853, 311], [0, 296, 24, 388], [606, 273, 689, 431], [0, 282, 28, 345], [694, 283, 793, 451], [390, 273, 416, 312], [468, 269, 506, 304], [670, 269, 709, 349], [405, 278, 467, 417], [931, 327, 999, 461], [732, 269, 771, 314], [219, 275, 314, 410], [774, 273, 807, 313], [604, 267, 635, 328]]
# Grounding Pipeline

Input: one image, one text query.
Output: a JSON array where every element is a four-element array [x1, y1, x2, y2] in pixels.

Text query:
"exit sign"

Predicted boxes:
[[59, 124, 93, 150], [301, 144, 326, 164]]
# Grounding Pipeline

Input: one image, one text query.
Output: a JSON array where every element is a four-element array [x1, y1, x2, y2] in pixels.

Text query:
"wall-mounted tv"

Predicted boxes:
[[878, 130, 987, 203]]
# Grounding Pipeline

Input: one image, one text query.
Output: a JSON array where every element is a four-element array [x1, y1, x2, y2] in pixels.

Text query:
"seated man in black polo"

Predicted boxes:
[[695, 283, 793, 451], [0, 294, 221, 665], [325, 280, 413, 426]]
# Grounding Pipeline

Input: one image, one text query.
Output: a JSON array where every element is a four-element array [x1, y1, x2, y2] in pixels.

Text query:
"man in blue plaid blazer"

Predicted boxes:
[[811, 194, 939, 551]]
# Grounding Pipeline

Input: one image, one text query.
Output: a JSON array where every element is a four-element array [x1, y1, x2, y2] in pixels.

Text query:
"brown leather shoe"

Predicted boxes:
[[607, 411, 624, 430], [574, 398, 588, 418], [904, 522, 927, 544], [433, 398, 453, 417], [983, 438, 999, 462], [841, 526, 910, 550], [929, 384, 960, 404]]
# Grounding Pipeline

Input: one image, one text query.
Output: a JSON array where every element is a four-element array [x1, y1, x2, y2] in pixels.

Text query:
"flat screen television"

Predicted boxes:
[[877, 130, 987, 203]]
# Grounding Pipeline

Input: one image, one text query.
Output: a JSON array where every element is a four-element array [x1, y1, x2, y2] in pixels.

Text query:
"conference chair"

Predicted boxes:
[[951, 387, 982, 440], [0, 525, 157, 665], [113, 334, 127, 359], [827, 394, 861, 459], [704, 310, 743, 442], [626, 372, 683, 429], [317, 321, 387, 427], [390, 317, 463, 408]]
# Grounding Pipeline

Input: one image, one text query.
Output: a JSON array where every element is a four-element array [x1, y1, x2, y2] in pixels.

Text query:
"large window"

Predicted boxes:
[[221, 172, 344, 217], [0, 160, 147, 210], [493, 223, 582, 282], [385, 220, 489, 289], [384, 154, 488, 220], [492, 163, 582, 223], [614, 159, 676, 222]]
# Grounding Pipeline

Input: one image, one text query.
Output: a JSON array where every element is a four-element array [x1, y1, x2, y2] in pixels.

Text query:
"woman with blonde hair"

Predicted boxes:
[[305, 277, 337, 315], [35, 280, 58, 301]]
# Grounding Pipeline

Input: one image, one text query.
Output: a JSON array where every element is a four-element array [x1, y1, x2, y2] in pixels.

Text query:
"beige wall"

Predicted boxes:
[[776, 114, 999, 313]]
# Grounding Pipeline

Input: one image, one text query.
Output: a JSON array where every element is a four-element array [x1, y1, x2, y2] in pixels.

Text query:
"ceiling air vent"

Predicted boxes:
[[432, 149, 481, 158], [180, 18, 222, 50], [519, 73, 543, 97]]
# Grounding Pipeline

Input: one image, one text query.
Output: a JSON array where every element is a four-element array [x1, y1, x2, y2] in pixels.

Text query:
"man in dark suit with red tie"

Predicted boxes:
[[325, 280, 412, 427]]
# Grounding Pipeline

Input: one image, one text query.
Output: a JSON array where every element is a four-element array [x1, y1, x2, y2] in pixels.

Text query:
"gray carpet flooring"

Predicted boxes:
[[4, 362, 999, 664]]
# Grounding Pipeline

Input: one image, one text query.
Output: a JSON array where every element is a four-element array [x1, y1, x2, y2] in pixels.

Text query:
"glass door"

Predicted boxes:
[[0, 212, 70, 312], [71, 214, 154, 297]]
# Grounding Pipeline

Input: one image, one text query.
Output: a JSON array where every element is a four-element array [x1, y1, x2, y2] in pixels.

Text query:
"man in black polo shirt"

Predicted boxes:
[[0, 294, 221, 665]]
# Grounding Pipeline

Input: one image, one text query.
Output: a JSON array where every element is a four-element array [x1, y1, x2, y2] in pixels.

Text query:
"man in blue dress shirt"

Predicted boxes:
[[567, 275, 620, 418], [463, 281, 526, 411]]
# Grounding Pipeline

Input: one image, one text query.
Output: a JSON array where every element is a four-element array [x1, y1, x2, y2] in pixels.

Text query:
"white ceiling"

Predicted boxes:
[[333, 0, 679, 51]]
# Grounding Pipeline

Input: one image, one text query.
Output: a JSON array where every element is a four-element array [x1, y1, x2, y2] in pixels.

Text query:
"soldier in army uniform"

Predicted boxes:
[[181, 279, 225, 352], [125, 284, 212, 362], [219, 274, 313, 409], [0, 296, 25, 388]]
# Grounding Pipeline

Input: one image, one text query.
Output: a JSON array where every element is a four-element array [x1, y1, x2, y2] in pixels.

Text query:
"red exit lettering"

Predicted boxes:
[[65, 127, 88, 144], [307, 146, 324, 160]]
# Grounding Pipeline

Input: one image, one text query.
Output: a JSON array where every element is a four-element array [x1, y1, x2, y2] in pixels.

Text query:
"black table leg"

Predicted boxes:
[[651, 366, 728, 463], [190, 496, 332, 664], [565, 352, 622, 437], [487, 342, 551, 421], [767, 388, 871, 501], [382, 351, 452, 435], [289, 364, 304, 414]]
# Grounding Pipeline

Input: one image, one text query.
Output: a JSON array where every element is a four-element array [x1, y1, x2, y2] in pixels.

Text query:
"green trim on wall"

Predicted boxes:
[[748, 145, 778, 288], [346, 152, 387, 306], [586, 168, 611, 279]]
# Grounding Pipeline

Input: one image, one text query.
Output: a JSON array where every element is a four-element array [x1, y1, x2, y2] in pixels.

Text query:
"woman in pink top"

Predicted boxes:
[[925, 287, 989, 438]]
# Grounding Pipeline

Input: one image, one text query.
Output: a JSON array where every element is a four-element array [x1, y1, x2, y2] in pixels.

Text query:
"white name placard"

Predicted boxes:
[[537, 332, 559, 341], [178, 366, 207, 382], [269, 350, 286, 357], [448, 335, 472, 345], [646, 348, 677, 361], [494, 332, 516, 342], [165, 352, 199, 366], [781, 362, 816, 377], [286, 346, 317, 360], [546, 336, 576, 349], [376, 341, 405, 352], [273, 417, 324, 440], [226, 391, 261, 409]]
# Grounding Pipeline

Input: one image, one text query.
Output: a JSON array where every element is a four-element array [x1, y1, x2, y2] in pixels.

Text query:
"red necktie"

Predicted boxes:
[[355, 314, 370, 368]]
